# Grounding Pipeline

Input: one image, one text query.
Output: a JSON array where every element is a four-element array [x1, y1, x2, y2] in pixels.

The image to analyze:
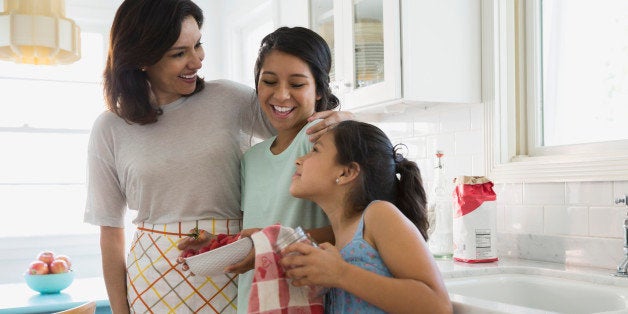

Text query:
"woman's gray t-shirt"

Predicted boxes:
[[84, 79, 274, 227]]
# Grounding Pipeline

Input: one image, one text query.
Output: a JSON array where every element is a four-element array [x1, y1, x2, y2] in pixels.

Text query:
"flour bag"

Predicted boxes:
[[452, 176, 497, 263]]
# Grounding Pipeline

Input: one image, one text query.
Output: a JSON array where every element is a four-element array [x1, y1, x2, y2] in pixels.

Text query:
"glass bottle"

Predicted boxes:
[[273, 226, 327, 299], [427, 151, 454, 258], [274, 226, 318, 259]]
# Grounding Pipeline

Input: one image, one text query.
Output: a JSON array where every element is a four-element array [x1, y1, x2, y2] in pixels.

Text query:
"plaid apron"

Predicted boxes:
[[127, 219, 242, 313]]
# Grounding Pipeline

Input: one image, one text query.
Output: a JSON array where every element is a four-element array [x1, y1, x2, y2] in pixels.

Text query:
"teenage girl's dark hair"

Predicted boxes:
[[254, 26, 339, 112], [104, 0, 204, 124], [332, 120, 429, 240]]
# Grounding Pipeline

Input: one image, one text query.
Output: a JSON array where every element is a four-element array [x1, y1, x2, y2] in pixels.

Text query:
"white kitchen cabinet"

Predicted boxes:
[[309, 0, 402, 111], [401, 0, 481, 104], [219, 0, 481, 108]]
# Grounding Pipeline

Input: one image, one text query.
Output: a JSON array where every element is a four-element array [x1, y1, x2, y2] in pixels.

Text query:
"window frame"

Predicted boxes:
[[483, 0, 628, 183]]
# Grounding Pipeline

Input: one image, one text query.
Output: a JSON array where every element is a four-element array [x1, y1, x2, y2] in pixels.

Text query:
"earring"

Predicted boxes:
[[140, 67, 146, 72], [335, 178, 340, 184]]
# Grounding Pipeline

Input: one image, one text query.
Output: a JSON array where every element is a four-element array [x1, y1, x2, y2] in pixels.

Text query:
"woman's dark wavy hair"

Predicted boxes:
[[104, 0, 204, 124], [331, 120, 429, 240], [253, 26, 339, 112]]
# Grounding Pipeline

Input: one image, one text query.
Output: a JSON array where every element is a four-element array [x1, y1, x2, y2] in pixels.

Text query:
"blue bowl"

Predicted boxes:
[[24, 271, 74, 294]]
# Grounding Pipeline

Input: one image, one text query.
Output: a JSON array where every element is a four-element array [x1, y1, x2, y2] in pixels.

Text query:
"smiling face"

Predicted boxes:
[[145, 16, 204, 105], [290, 132, 342, 202], [257, 50, 320, 135]]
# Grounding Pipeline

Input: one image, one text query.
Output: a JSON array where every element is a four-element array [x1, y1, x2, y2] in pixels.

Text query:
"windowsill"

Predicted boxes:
[[0, 276, 109, 314], [487, 152, 628, 183]]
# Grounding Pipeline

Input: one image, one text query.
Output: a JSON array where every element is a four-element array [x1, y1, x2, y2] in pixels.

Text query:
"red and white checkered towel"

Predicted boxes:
[[247, 224, 324, 314]]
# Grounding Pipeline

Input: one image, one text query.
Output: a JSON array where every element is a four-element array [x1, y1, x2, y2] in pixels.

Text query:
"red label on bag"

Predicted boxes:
[[453, 177, 496, 218]]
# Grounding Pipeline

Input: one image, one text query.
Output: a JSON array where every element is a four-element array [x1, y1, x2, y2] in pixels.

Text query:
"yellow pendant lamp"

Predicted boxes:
[[0, 0, 81, 65]]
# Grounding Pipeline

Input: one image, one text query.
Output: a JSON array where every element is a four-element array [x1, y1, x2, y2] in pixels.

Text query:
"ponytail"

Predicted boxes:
[[394, 155, 429, 240]]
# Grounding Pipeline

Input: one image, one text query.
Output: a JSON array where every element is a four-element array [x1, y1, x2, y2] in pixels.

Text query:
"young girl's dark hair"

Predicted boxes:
[[104, 0, 204, 124], [254, 26, 339, 112], [332, 120, 429, 239]]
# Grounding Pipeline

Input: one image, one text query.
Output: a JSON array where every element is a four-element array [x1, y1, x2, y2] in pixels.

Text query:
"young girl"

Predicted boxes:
[[283, 120, 453, 313]]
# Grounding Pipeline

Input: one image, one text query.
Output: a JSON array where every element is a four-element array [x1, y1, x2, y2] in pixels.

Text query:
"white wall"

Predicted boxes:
[[368, 102, 625, 270], [195, 0, 226, 80]]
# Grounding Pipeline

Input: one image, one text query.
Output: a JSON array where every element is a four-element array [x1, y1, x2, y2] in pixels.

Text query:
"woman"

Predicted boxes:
[[83, 1, 349, 313]]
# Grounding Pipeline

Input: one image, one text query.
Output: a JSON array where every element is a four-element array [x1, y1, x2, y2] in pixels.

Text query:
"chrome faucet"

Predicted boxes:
[[615, 195, 628, 277]]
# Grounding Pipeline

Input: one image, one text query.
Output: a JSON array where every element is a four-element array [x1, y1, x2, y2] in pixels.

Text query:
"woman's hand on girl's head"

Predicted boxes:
[[306, 110, 355, 142], [280, 242, 346, 288]]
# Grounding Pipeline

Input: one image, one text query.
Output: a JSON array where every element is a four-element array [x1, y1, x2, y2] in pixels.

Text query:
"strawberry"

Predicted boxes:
[[208, 239, 220, 250], [191, 232, 243, 255], [181, 248, 198, 258], [227, 235, 239, 244]]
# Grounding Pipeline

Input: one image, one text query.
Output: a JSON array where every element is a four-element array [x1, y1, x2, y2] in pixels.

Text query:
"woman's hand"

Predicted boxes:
[[306, 110, 355, 142], [176, 228, 213, 273], [223, 228, 260, 274], [177, 228, 213, 250], [280, 242, 346, 288]]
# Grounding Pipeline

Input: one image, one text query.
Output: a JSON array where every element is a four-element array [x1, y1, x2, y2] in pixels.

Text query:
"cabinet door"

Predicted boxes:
[[310, 0, 346, 105], [344, 0, 401, 110], [401, 0, 481, 103], [310, 0, 401, 111]]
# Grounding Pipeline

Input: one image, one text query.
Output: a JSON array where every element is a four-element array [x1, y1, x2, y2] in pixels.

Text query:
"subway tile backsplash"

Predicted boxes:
[[589, 206, 624, 238], [366, 102, 625, 270], [543, 205, 588, 236], [523, 183, 566, 205], [566, 181, 614, 205]]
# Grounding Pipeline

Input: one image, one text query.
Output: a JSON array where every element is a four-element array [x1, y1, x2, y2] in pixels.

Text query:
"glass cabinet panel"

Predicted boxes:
[[310, 0, 336, 82], [353, 0, 384, 89], [309, 0, 400, 109]]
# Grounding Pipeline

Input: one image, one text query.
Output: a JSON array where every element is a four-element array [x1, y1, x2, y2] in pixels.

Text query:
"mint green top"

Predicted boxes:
[[237, 120, 329, 313]]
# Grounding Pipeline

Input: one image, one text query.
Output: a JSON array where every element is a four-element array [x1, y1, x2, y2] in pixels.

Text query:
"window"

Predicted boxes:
[[484, 0, 628, 182], [0, 32, 137, 283], [539, 0, 628, 148], [0, 33, 105, 238]]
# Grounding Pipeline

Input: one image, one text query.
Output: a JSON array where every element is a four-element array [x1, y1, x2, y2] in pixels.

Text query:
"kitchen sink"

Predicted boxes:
[[444, 268, 628, 314]]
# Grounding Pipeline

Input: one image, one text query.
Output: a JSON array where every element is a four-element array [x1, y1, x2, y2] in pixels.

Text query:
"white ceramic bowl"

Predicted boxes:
[[185, 237, 253, 276]]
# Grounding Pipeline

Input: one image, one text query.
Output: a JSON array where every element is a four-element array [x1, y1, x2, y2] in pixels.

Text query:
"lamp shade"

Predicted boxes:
[[0, 0, 80, 65]]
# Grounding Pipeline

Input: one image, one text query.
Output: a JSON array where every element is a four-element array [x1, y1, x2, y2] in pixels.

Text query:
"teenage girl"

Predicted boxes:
[[177, 26, 341, 313]]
